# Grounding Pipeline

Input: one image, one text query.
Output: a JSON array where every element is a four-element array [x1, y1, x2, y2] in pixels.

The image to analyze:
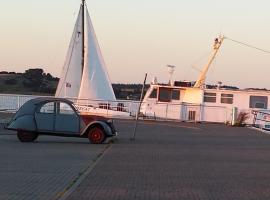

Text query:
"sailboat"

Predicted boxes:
[[55, 0, 116, 102]]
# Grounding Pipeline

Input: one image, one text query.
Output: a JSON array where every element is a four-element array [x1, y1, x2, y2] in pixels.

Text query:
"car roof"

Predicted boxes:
[[13, 97, 74, 118], [28, 97, 73, 105]]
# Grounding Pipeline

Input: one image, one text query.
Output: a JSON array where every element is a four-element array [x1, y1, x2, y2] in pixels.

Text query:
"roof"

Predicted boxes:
[[27, 97, 73, 105], [13, 97, 74, 118]]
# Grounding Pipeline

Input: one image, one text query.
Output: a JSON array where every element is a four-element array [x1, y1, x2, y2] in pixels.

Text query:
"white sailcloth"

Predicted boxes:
[[55, 7, 83, 98], [78, 9, 116, 101]]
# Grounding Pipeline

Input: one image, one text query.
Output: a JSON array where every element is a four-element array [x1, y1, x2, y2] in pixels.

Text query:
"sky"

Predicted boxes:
[[0, 0, 270, 88]]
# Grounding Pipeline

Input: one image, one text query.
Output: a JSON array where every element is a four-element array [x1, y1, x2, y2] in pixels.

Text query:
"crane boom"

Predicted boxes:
[[194, 36, 224, 88]]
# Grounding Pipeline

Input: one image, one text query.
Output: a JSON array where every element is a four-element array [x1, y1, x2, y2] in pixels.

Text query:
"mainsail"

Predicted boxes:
[[55, 1, 116, 101], [78, 9, 116, 101]]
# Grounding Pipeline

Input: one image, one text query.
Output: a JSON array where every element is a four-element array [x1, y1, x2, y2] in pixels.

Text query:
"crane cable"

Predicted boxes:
[[225, 36, 270, 54]]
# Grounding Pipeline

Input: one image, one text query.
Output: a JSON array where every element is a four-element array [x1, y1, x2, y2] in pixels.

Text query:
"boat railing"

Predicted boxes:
[[67, 97, 140, 118]]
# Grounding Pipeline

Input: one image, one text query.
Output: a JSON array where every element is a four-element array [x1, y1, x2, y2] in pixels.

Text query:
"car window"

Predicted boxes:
[[39, 102, 54, 114], [58, 102, 75, 115]]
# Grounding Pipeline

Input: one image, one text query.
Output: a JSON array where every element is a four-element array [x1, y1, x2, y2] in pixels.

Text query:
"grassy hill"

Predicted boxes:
[[0, 69, 58, 95]]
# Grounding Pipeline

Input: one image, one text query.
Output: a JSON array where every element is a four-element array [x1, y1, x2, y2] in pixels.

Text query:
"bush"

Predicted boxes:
[[235, 111, 249, 126], [5, 79, 17, 85]]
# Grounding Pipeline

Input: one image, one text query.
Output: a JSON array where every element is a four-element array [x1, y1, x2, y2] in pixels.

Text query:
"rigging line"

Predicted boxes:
[[225, 37, 270, 54], [189, 50, 212, 74], [191, 50, 212, 66]]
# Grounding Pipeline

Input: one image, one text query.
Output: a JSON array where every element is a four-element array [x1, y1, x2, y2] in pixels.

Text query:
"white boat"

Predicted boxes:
[[141, 36, 270, 125], [54, 0, 135, 117], [55, 0, 116, 102]]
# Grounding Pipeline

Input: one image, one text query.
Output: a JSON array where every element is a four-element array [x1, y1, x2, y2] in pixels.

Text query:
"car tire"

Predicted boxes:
[[17, 131, 38, 142], [88, 127, 106, 144]]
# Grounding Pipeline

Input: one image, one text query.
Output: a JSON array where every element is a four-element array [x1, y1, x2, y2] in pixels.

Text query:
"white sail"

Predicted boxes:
[[78, 9, 116, 101], [55, 7, 83, 98]]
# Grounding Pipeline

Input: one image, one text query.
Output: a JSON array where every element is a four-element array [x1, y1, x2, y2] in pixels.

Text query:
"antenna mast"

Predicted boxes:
[[194, 36, 224, 88], [81, 0, 85, 76], [166, 65, 176, 86]]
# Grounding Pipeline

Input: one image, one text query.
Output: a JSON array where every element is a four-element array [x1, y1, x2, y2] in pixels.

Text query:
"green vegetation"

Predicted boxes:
[[0, 69, 58, 95], [0, 69, 148, 100]]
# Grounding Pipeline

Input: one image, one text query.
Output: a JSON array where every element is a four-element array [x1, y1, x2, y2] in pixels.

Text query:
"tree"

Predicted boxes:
[[23, 68, 44, 89]]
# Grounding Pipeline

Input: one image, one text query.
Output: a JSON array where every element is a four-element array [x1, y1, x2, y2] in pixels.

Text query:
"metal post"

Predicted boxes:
[[64, 83, 67, 97], [107, 101, 109, 117], [225, 107, 228, 124], [131, 73, 147, 140], [81, 0, 85, 76], [128, 101, 132, 115], [17, 96, 20, 111], [165, 103, 168, 120]]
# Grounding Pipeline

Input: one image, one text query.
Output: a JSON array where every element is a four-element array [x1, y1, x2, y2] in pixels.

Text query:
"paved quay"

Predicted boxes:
[[0, 122, 110, 200], [66, 120, 270, 200]]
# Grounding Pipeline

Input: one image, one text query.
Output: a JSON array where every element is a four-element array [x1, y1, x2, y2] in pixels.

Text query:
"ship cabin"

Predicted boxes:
[[141, 81, 270, 124]]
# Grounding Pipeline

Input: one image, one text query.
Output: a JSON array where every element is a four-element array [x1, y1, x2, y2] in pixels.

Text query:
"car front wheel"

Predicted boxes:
[[17, 131, 38, 142], [88, 127, 106, 144]]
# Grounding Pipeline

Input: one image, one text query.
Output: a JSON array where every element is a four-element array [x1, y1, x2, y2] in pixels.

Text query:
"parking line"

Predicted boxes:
[[57, 143, 112, 200]]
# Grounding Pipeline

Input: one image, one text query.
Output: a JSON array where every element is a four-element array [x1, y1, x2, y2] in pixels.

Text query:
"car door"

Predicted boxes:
[[35, 101, 55, 132], [54, 101, 80, 134]]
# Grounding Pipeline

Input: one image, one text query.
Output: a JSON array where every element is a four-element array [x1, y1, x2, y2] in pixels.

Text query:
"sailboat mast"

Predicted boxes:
[[81, 0, 85, 76]]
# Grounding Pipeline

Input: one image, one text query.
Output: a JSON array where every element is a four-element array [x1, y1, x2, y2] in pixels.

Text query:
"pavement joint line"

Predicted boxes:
[[56, 142, 113, 200], [141, 121, 201, 130]]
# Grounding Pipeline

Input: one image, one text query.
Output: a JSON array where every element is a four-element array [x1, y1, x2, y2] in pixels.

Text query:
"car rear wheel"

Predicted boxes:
[[17, 131, 38, 142], [88, 127, 106, 144]]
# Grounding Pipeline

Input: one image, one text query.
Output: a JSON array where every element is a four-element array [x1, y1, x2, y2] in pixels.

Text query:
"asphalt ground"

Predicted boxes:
[[1, 116, 270, 200], [0, 123, 110, 200], [66, 120, 270, 200]]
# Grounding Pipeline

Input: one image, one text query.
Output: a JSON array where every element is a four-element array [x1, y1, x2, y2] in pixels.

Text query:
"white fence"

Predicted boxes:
[[0, 94, 47, 112], [0, 94, 140, 118], [140, 102, 232, 123], [0, 93, 253, 124]]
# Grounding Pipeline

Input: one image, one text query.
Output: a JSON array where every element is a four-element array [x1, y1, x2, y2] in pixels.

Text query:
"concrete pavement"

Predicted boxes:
[[0, 127, 110, 200], [66, 120, 270, 200], [2, 118, 270, 200]]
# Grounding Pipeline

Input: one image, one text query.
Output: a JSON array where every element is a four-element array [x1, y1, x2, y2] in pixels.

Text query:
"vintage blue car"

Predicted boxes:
[[5, 97, 117, 144]]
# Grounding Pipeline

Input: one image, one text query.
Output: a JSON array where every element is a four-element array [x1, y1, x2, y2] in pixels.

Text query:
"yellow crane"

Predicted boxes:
[[194, 36, 225, 88]]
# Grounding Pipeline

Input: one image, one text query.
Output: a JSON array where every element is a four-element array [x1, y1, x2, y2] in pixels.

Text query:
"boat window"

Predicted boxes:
[[39, 102, 54, 114], [172, 89, 180, 100], [249, 96, 268, 109], [158, 88, 172, 102], [58, 102, 75, 115], [221, 93, 233, 104], [149, 88, 157, 99], [204, 92, 216, 103]]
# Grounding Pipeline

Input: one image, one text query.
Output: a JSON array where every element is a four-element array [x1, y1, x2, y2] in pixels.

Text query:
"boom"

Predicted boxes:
[[194, 36, 224, 88]]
